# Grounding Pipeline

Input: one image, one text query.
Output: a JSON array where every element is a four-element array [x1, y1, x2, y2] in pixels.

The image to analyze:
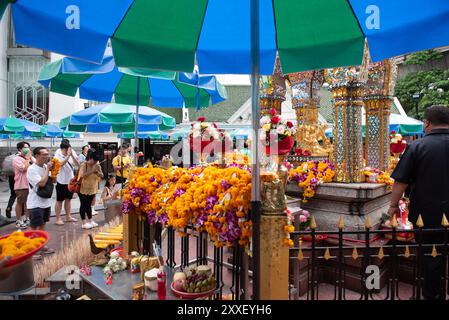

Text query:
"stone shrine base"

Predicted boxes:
[[286, 182, 391, 240]]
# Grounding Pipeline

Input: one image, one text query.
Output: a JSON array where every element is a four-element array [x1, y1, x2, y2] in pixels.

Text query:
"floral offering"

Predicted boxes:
[[260, 108, 296, 155], [282, 209, 311, 247], [362, 167, 394, 187], [122, 165, 252, 248], [390, 131, 407, 154], [288, 160, 335, 203], [0, 231, 46, 259]]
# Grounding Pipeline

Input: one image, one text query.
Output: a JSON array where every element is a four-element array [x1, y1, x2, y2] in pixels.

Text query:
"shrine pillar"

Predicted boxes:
[[326, 67, 366, 183], [364, 59, 398, 172]]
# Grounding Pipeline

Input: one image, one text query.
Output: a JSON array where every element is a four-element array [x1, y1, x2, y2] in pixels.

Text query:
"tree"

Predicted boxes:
[[404, 50, 443, 65], [395, 69, 449, 119]]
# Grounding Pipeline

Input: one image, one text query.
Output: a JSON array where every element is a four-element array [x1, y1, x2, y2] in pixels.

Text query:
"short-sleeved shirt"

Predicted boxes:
[[391, 129, 449, 227], [80, 162, 103, 195], [112, 155, 131, 179], [13, 155, 30, 190], [54, 149, 76, 185], [78, 153, 86, 163], [27, 164, 52, 209]]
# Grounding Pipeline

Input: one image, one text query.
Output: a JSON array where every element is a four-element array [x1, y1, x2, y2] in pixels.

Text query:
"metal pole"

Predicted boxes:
[[135, 76, 141, 165], [250, 0, 261, 301]]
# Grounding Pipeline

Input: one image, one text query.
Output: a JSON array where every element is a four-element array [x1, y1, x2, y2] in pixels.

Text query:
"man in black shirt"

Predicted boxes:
[[389, 105, 449, 300]]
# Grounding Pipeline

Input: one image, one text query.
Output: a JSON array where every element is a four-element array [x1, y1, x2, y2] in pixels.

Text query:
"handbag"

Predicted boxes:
[[30, 178, 54, 199], [68, 164, 83, 193]]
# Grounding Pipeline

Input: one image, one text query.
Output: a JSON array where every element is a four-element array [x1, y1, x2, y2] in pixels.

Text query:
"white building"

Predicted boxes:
[[0, 8, 119, 151]]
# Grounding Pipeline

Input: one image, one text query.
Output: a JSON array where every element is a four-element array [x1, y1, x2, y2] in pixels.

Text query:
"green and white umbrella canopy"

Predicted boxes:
[[59, 103, 176, 134], [6, 0, 449, 75]]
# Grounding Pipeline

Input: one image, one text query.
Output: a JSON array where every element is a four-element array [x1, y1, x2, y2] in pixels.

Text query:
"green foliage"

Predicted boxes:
[[404, 50, 444, 65], [395, 69, 449, 119]]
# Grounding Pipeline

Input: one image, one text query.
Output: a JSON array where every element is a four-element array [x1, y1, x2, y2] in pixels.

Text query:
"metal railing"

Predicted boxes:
[[289, 215, 449, 300]]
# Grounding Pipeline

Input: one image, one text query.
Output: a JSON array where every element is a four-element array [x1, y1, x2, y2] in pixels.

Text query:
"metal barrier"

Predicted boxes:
[[289, 215, 449, 300]]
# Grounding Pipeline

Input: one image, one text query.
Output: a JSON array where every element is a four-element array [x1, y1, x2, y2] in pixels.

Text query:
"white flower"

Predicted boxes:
[[121, 262, 127, 270], [276, 125, 286, 135], [193, 123, 201, 130], [260, 116, 270, 126], [108, 259, 117, 267], [103, 266, 111, 274], [110, 252, 119, 260], [112, 264, 120, 273]]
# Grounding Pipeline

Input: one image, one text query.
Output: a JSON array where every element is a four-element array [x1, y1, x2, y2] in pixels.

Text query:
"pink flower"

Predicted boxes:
[[301, 210, 310, 218], [299, 215, 308, 223], [269, 108, 277, 116], [276, 125, 286, 135], [271, 116, 280, 125]]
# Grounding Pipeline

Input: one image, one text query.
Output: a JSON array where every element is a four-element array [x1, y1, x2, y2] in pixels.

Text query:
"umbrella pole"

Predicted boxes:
[[134, 76, 141, 165], [250, 0, 261, 301]]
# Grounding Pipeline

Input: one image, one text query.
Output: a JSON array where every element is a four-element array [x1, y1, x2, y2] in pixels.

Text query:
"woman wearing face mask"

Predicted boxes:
[[78, 149, 103, 229]]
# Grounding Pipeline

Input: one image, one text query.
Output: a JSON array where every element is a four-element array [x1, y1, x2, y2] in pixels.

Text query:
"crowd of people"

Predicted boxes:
[[1, 140, 133, 258]]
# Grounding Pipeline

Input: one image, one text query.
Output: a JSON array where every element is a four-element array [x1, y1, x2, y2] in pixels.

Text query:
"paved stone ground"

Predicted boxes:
[[0, 179, 108, 250]]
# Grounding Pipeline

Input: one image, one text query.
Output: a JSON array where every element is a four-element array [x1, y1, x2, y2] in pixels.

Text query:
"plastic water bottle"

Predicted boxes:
[[157, 267, 166, 300]]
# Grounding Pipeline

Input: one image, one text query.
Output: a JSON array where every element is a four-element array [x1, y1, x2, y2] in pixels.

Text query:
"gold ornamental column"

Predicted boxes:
[[364, 59, 398, 172], [326, 67, 366, 183], [258, 56, 289, 300]]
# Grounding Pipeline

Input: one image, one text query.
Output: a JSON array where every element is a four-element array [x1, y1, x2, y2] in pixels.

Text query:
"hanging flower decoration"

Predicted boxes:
[[260, 108, 296, 155], [288, 160, 335, 203], [389, 131, 407, 154], [282, 209, 311, 247], [189, 116, 221, 154], [122, 165, 252, 248]]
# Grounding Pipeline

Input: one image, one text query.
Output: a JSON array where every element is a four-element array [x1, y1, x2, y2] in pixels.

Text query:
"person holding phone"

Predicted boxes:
[[12, 141, 33, 229]]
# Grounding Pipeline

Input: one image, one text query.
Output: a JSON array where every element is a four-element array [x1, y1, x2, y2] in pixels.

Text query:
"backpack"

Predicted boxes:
[[2, 154, 18, 176]]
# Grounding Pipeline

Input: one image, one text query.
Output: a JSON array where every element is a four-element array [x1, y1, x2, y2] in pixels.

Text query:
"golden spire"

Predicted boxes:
[[338, 216, 345, 230], [324, 248, 331, 260], [352, 247, 359, 260], [442, 214, 449, 228], [378, 246, 385, 260], [431, 245, 438, 258], [391, 214, 398, 228], [365, 216, 372, 229], [404, 245, 410, 259], [310, 216, 317, 230], [416, 215, 424, 228]]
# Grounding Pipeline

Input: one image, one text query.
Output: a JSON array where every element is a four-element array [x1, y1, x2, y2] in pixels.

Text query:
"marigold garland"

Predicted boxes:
[[288, 160, 335, 203], [50, 158, 61, 178], [123, 164, 252, 248]]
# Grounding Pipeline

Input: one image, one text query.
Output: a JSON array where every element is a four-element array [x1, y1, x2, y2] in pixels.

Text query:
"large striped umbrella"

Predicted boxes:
[[4, 0, 449, 74], [0, 117, 43, 135], [38, 52, 227, 109], [59, 103, 176, 134]]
